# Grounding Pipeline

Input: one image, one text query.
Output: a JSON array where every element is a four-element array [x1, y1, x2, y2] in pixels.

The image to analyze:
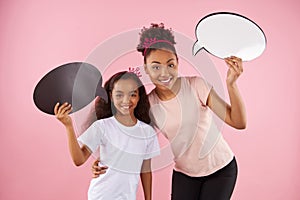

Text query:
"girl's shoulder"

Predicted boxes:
[[137, 121, 157, 139], [138, 120, 156, 131], [92, 116, 114, 126], [137, 119, 152, 128]]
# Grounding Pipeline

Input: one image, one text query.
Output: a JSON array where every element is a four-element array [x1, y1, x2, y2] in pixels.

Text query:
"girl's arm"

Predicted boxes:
[[207, 56, 247, 129], [140, 159, 152, 200], [54, 102, 92, 166]]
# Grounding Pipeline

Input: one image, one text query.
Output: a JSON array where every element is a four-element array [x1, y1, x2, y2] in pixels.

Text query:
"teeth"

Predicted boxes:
[[160, 78, 171, 83]]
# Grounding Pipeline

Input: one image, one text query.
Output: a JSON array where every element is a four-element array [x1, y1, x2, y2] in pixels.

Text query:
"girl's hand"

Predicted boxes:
[[224, 56, 243, 86], [54, 102, 73, 127]]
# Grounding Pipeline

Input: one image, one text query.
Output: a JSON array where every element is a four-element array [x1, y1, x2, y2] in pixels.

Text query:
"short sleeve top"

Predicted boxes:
[[148, 77, 234, 177]]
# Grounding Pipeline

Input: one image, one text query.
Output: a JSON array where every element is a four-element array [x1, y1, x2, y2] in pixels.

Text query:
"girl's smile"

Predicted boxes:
[[111, 78, 140, 118]]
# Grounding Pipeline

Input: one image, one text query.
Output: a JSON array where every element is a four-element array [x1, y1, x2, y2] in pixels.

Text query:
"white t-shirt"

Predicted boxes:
[[77, 116, 160, 200]]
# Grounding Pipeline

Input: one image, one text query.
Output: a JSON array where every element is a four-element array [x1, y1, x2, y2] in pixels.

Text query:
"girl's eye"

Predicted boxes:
[[130, 93, 138, 97], [115, 94, 123, 98], [168, 64, 175, 68]]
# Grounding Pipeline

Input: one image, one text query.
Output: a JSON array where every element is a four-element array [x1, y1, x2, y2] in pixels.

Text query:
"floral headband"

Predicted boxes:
[[143, 37, 174, 55], [128, 66, 142, 77]]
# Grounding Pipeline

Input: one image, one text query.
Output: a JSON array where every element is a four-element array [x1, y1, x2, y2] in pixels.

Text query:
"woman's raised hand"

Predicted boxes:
[[224, 56, 243, 86], [54, 102, 73, 127]]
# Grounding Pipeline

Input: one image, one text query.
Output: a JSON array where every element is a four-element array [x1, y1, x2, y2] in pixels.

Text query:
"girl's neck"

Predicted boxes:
[[155, 77, 181, 101], [114, 113, 137, 127]]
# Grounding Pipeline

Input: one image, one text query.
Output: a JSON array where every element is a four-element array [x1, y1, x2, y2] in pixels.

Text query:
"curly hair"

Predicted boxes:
[[137, 23, 177, 63], [95, 71, 151, 124]]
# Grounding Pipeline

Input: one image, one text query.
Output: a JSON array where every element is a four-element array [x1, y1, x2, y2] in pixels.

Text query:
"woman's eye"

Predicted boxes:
[[115, 94, 123, 98], [152, 65, 160, 70]]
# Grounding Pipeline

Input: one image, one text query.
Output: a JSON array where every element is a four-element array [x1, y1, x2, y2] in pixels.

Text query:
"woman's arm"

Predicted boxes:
[[54, 102, 92, 166], [140, 159, 152, 200], [207, 56, 247, 129]]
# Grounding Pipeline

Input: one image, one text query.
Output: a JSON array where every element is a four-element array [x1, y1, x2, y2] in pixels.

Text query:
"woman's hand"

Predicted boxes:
[[207, 56, 246, 129], [54, 102, 73, 127], [224, 56, 243, 86], [92, 159, 108, 178]]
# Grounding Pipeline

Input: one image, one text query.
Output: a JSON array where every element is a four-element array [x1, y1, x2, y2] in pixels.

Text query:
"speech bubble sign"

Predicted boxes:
[[33, 62, 106, 115], [193, 12, 267, 61]]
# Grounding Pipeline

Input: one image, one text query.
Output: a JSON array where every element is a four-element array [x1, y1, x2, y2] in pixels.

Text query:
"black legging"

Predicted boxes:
[[171, 157, 238, 200]]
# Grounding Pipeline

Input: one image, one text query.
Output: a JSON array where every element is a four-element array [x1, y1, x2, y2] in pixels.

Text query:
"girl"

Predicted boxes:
[[93, 23, 246, 200], [55, 71, 160, 200]]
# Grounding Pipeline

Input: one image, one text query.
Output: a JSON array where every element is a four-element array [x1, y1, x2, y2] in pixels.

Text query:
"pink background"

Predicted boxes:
[[1, 0, 299, 199]]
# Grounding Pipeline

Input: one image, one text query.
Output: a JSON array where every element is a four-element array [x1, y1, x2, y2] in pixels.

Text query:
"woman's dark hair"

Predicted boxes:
[[137, 23, 177, 63], [95, 71, 151, 124]]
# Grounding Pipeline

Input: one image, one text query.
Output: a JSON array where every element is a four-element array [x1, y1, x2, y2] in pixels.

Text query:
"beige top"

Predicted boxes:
[[148, 77, 234, 177]]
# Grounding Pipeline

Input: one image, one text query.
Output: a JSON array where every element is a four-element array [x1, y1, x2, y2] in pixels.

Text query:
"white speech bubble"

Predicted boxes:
[[193, 12, 267, 61]]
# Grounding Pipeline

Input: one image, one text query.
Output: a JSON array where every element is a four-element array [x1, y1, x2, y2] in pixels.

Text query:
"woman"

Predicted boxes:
[[93, 23, 246, 200]]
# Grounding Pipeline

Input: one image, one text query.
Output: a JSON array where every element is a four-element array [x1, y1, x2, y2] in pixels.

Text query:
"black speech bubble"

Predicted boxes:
[[33, 62, 107, 115]]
